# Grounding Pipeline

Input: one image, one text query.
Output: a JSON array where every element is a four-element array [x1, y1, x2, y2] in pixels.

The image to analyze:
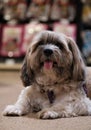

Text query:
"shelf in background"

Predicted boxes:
[[0, 63, 22, 70]]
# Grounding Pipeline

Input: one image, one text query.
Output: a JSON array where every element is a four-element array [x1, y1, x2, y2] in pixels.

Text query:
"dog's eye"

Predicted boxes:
[[55, 43, 64, 50], [32, 41, 43, 53], [38, 41, 43, 46]]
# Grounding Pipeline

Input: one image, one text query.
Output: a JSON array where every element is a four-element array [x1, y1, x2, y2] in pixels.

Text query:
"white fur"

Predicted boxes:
[[3, 85, 91, 118]]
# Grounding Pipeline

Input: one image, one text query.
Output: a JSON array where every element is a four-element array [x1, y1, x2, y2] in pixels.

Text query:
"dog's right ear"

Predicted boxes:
[[20, 55, 34, 87], [67, 37, 86, 81]]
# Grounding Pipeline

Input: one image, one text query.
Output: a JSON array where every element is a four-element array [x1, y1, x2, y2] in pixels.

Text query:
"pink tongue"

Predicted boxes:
[[44, 61, 53, 69]]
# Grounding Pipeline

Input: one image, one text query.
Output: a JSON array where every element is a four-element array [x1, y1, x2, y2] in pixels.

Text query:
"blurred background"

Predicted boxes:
[[0, 0, 91, 71]]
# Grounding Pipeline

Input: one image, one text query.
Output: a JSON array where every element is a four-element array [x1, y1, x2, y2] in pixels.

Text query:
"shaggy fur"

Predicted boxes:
[[3, 31, 91, 119]]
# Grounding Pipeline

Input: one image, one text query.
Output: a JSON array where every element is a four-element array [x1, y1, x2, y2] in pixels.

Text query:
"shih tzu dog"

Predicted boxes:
[[3, 30, 91, 119]]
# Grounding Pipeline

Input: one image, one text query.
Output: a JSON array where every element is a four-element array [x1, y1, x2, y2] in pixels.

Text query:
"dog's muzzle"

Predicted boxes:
[[42, 48, 54, 70]]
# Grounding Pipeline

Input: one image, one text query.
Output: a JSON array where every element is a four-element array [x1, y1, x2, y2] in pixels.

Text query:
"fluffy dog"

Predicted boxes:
[[3, 31, 91, 119]]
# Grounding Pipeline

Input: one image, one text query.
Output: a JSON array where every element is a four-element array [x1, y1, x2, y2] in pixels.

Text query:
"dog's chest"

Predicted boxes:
[[36, 70, 58, 86], [32, 90, 55, 112]]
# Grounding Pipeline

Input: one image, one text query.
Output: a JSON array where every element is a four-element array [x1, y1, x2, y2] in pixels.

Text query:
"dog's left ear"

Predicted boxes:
[[68, 37, 86, 81], [20, 55, 34, 87]]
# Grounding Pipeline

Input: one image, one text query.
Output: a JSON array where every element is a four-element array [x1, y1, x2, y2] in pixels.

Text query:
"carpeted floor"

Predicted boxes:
[[0, 68, 91, 130]]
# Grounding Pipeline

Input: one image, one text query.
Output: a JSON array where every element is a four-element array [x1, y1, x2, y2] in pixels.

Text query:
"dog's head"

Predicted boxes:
[[21, 31, 86, 87]]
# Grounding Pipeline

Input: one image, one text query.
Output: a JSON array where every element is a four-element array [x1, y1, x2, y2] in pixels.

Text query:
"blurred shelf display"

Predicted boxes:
[[81, 0, 91, 65], [53, 22, 77, 41], [0, 58, 22, 70], [0, 63, 22, 70], [0, 0, 91, 69]]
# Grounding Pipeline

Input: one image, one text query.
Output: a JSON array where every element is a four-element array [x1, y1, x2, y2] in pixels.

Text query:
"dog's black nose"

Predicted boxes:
[[43, 49, 53, 57]]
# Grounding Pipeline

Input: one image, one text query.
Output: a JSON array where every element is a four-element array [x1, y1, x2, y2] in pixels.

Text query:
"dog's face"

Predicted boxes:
[[21, 31, 85, 86]]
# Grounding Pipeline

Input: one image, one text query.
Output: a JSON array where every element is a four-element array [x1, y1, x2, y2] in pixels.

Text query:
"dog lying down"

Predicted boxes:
[[3, 30, 91, 119]]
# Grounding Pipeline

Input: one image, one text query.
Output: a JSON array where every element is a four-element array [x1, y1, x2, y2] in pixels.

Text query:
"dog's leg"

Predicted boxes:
[[70, 97, 91, 116], [37, 104, 77, 119], [38, 97, 91, 119], [82, 97, 91, 115], [3, 86, 32, 116], [38, 110, 59, 119], [38, 109, 76, 119]]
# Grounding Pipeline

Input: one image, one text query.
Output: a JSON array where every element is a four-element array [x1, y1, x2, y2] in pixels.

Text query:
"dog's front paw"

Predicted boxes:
[[38, 110, 59, 119], [3, 105, 24, 116]]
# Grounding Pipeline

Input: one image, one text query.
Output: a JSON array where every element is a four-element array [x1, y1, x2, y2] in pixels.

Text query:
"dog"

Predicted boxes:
[[3, 30, 91, 119]]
